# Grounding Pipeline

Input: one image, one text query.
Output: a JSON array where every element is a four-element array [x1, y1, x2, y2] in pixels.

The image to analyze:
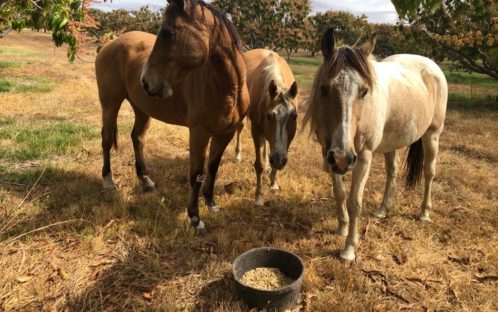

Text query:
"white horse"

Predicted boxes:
[[304, 29, 448, 261]]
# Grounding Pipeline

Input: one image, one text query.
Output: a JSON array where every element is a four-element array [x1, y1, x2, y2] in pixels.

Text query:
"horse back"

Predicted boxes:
[[95, 32, 154, 101]]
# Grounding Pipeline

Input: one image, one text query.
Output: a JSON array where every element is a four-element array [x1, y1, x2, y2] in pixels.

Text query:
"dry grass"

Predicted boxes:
[[0, 31, 497, 311]]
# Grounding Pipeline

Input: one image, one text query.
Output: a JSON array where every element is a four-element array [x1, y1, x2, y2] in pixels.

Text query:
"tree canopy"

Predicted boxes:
[[2, 0, 496, 81]]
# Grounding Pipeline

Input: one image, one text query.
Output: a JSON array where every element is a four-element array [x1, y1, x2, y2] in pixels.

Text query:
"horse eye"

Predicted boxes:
[[160, 28, 175, 40], [360, 88, 368, 99]]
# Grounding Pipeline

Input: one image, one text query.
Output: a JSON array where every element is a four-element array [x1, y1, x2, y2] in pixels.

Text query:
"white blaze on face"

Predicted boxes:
[[273, 103, 291, 155], [331, 69, 359, 151]]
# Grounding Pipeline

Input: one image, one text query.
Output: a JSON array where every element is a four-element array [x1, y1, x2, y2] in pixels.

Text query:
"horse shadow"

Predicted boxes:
[[1, 152, 335, 310]]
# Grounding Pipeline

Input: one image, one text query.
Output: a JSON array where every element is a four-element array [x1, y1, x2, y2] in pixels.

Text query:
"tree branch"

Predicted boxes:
[[444, 45, 498, 80]]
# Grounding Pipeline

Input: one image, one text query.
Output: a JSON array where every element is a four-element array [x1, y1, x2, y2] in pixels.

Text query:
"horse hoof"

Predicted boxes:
[[254, 198, 264, 207], [208, 205, 220, 213], [140, 175, 156, 192], [270, 183, 280, 191], [102, 175, 117, 191], [195, 221, 207, 236], [339, 249, 356, 262], [372, 209, 386, 219], [418, 214, 431, 222]]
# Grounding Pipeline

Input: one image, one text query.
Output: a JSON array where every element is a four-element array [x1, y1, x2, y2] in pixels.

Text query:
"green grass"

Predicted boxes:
[[0, 77, 54, 93], [439, 62, 498, 89], [0, 47, 40, 57], [288, 56, 322, 67], [443, 70, 498, 89], [0, 118, 98, 161], [0, 61, 22, 68]]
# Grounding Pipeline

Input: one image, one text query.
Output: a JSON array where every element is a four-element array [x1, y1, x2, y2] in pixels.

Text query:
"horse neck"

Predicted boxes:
[[204, 44, 246, 94]]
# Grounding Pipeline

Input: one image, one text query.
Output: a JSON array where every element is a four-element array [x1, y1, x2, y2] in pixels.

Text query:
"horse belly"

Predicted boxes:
[[375, 120, 420, 154]]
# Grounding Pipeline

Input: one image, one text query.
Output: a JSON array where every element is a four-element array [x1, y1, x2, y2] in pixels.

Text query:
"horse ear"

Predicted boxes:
[[321, 28, 336, 60], [269, 80, 278, 98], [360, 30, 378, 56], [168, 0, 185, 11], [288, 81, 298, 99]]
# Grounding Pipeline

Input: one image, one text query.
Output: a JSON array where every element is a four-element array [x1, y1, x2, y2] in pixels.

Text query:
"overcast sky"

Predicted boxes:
[[92, 0, 399, 24]]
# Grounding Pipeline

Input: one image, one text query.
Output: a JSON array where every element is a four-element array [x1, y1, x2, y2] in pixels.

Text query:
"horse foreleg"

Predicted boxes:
[[188, 130, 210, 235], [419, 132, 440, 221], [373, 151, 398, 218], [263, 139, 270, 170], [332, 173, 348, 236], [101, 98, 122, 191], [269, 169, 280, 190], [340, 150, 372, 262], [130, 104, 155, 192], [202, 131, 235, 213], [252, 125, 264, 206], [234, 121, 243, 163]]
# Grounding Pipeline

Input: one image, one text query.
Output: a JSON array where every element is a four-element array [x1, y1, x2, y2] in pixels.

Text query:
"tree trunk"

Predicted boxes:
[[0, 28, 12, 38]]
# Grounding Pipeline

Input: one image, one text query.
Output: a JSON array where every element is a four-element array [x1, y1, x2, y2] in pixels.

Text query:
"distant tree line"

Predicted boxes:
[[2, 1, 495, 79], [87, 1, 444, 61]]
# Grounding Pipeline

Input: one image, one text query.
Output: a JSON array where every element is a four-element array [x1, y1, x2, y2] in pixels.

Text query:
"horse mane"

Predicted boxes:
[[170, 0, 241, 51], [259, 54, 284, 109], [303, 46, 375, 137]]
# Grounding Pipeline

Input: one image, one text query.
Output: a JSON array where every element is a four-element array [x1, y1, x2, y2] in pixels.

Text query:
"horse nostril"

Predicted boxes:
[[269, 155, 275, 166], [282, 157, 288, 167], [346, 153, 357, 166], [327, 151, 335, 165], [142, 79, 149, 92]]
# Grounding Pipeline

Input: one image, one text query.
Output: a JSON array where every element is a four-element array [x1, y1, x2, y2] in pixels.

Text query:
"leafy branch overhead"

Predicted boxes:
[[0, 0, 98, 61]]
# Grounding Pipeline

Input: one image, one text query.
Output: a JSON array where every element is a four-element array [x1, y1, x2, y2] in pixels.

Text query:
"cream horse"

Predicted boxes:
[[304, 29, 447, 261]]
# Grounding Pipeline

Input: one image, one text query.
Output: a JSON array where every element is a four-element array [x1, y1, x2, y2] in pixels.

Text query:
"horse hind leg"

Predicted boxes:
[[130, 103, 155, 192], [101, 97, 123, 191], [372, 151, 398, 218], [419, 130, 441, 221]]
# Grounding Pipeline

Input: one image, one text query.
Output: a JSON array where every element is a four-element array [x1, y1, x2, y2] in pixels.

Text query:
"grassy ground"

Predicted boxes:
[[0, 31, 497, 311]]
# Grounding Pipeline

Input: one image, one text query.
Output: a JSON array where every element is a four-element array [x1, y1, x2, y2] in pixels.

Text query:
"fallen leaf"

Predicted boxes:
[[16, 275, 32, 283], [142, 292, 152, 301], [473, 274, 498, 283], [223, 182, 237, 195], [448, 256, 470, 265], [58, 268, 68, 280]]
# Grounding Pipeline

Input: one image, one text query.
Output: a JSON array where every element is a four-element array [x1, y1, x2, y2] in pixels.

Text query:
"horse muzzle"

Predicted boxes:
[[327, 148, 357, 174], [141, 78, 173, 99], [269, 151, 288, 170]]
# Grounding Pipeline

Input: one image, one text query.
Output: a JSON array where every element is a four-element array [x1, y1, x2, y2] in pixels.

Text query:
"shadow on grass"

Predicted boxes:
[[1, 152, 328, 310]]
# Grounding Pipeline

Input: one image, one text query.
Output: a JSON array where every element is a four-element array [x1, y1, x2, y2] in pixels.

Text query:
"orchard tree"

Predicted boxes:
[[391, 0, 498, 80], [277, 0, 311, 59], [303, 11, 369, 56], [373, 24, 444, 60], [212, 0, 311, 54]]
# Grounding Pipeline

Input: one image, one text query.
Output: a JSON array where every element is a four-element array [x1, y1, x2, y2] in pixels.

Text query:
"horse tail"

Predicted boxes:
[[405, 138, 424, 189]]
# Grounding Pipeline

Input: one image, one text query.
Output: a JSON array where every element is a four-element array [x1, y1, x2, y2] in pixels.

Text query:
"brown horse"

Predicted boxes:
[[242, 49, 299, 206], [304, 29, 447, 261], [95, 0, 249, 234]]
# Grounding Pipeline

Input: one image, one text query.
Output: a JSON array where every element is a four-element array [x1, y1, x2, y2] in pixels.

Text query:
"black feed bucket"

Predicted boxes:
[[232, 247, 304, 311]]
